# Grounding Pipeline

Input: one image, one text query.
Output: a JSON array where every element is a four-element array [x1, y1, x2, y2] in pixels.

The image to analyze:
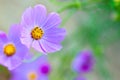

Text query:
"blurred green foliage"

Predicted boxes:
[[48, 0, 120, 80], [0, 0, 120, 80]]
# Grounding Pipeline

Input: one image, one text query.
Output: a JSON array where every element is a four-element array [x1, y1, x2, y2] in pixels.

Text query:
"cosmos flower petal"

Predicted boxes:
[[10, 75, 23, 80], [10, 56, 51, 80], [33, 4, 47, 26], [15, 44, 28, 59], [0, 31, 8, 43], [9, 56, 22, 70], [0, 42, 4, 53], [0, 55, 22, 70], [0, 55, 13, 70], [20, 27, 33, 48], [8, 24, 21, 43], [32, 40, 46, 54], [43, 12, 61, 30], [72, 50, 95, 73], [39, 39, 62, 53], [38, 75, 48, 80], [43, 27, 66, 43], [21, 7, 34, 27], [0, 55, 7, 65]]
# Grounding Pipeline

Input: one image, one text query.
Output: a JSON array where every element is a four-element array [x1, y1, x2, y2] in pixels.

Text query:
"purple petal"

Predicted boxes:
[[10, 74, 24, 80], [0, 56, 13, 70], [0, 55, 22, 70], [32, 40, 46, 53], [20, 27, 33, 48], [38, 75, 48, 80], [10, 55, 50, 80], [21, 7, 34, 27], [42, 12, 61, 30], [0, 31, 8, 43], [72, 50, 95, 73], [0, 55, 7, 65], [39, 39, 62, 53], [43, 27, 66, 43], [8, 24, 21, 43], [33, 4, 47, 26], [14, 43, 29, 59], [9, 55, 22, 70]]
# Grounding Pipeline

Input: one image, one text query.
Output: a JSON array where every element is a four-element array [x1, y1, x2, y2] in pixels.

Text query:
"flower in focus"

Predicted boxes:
[[11, 56, 51, 80], [0, 25, 30, 70], [20, 4, 66, 54], [72, 50, 95, 73]]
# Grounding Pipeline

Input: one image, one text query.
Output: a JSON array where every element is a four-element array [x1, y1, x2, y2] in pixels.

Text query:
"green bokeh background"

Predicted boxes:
[[0, 0, 120, 80]]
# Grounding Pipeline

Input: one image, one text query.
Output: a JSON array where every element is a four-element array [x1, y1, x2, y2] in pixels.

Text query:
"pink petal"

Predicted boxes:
[[39, 39, 62, 53], [33, 4, 47, 26], [20, 27, 33, 48], [43, 12, 61, 30], [0, 31, 8, 43], [21, 7, 34, 27]]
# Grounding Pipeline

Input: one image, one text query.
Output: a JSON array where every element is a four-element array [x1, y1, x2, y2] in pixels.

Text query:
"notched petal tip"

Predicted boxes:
[[0, 31, 8, 42], [34, 4, 46, 10], [50, 12, 62, 22]]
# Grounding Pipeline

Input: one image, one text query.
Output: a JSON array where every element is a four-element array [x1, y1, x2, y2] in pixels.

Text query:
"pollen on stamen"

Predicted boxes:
[[4, 44, 16, 57], [31, 26, 44, 40]]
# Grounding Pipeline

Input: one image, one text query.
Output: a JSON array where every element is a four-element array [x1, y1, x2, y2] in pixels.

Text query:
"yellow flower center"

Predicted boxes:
[[4, 44, 16, 57], [28, 72, 37, 80], [31, 26, 44, 40]]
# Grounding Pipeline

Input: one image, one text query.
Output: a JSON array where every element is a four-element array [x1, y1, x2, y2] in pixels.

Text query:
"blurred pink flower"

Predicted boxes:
[[0, 25, 30, 70], [72, 50, 95, 73], [11, 56, 51, 80]]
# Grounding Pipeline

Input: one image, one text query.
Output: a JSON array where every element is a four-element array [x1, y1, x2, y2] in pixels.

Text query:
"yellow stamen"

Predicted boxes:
[[4, 44, 16, 57], [31, 26, 44, 40], [28, 72, 37, 80]]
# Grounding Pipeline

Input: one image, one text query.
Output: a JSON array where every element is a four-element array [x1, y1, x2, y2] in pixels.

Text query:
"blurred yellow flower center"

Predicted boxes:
[[4, 44, 16, 56], [31, 26, 44, 40], [28, 72, 37, 80]]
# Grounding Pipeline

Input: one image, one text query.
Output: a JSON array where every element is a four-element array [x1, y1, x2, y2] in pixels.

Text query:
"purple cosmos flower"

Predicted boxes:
[[20, 4, 66, 54], [72, 50, 95, 73], [11, 56, 51, 80], [0, 25, 30, 70]]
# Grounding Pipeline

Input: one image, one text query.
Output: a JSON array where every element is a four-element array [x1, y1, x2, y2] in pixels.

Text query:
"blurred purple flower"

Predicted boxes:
[[20, 4, 66, 54], [11, 56, 51, 80], [72, 50, 95, 73], [75, 76, 86, 80], [0, 25, 30, 70]]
